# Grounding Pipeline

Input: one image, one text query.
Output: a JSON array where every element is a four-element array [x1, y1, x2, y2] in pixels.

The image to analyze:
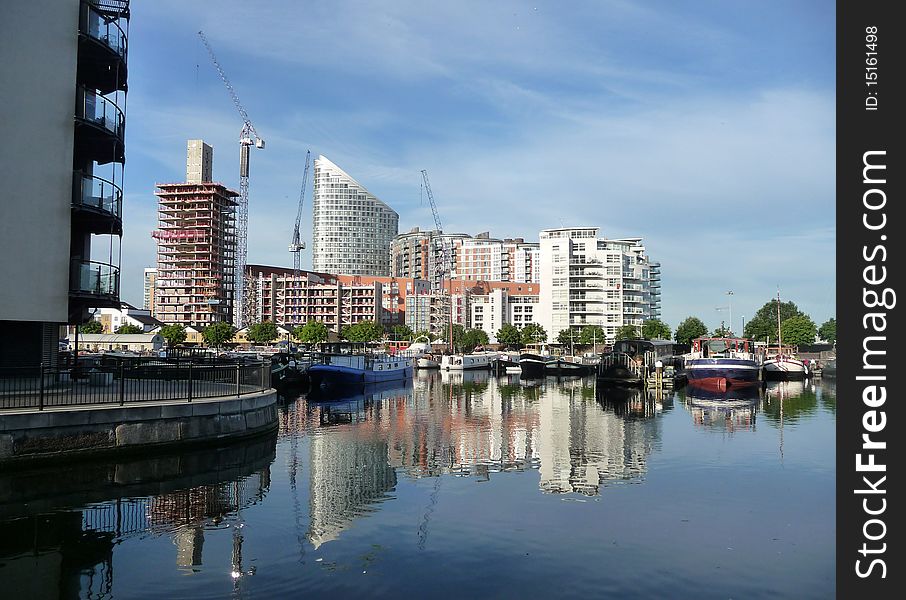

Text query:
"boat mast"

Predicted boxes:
[[776, 289, 783, 350]]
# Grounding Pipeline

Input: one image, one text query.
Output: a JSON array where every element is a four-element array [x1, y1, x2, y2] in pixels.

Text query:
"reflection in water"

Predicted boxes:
[[681, 385, 760, 433], [0, 435, 275, 598]]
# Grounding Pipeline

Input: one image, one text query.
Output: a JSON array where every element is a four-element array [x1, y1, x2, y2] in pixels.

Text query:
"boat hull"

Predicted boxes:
[[417, 357, 440, 369], [685, 358, 760, 391], [545, 359, 591, 376], [308, 363, 413, 386], [518, 354, 549, 379], [762, 358, 808, 380], [440, 354, 494, 370]]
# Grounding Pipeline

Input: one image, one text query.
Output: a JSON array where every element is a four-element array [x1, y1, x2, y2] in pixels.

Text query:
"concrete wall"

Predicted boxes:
[[0, 1, 79, 322], [0, 391, 278, 465]]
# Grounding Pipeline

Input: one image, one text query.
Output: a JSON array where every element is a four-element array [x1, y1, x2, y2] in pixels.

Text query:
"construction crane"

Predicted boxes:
[[198, 30, 265, 328], [420, 169, 453, 349], [289, 150, 311, 277]]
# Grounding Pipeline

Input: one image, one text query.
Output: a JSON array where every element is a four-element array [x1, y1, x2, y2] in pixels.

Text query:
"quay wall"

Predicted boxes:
[[0, 390, 278, 465]]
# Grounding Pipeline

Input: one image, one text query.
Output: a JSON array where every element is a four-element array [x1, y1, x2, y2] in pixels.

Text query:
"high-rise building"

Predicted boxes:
[[311, 155, 399, 276], [0, 0, 130, 367], [186, 139, 213, 184], [391, 229, 540, 287], [538, 227, 660, 343], [152, 141, 238, 326], [143, 268, 157, 312]]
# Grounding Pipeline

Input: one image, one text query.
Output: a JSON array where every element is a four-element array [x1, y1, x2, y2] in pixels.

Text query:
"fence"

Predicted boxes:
[[0, 358, 272, 411]]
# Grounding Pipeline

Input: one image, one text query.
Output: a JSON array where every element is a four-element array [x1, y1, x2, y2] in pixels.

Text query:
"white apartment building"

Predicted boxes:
[[470, 290, 539, 343], [312, 155, 399, 276], [143, 267, 157, 312], [539, 227, 660, 343]]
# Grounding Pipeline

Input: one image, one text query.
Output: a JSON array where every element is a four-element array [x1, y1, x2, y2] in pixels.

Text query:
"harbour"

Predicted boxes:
[[0, 371, 836, 598]]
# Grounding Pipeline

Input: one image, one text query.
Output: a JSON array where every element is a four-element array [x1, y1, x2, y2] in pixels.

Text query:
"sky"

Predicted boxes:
[[119, 0, 836, 332]]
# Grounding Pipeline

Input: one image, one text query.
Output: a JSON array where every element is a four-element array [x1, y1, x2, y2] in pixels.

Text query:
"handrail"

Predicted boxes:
[[70, 259, 120, 296], [75, 86, 125, 138], [80, 1, 128, 58], [73, 171, 123, 218]]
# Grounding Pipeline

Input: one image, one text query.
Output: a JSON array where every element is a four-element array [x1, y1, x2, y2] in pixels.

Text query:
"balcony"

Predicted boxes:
[[69, 259, 119, 304], [77, 1, 129, 95], [74, 87, 125, 165], [71, 171, 122, 234]]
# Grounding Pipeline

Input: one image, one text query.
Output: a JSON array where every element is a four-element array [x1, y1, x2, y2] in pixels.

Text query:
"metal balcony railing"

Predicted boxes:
[[80, 1, 128, 58], [70, 259, 119, 297], [73, 171, 122, 218], [76, 87, 125, 138]]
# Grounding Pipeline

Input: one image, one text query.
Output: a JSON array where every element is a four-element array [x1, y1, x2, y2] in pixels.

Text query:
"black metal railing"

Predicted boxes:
[[0, 359, 271, 411], [70, 259, 120, 297]]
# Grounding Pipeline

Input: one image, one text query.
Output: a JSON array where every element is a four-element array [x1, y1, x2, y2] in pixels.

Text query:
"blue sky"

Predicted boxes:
[[120, 0, 835, 332]]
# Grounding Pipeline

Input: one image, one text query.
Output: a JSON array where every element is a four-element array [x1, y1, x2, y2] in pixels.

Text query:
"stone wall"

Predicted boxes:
[[0, 390, 277, 465]]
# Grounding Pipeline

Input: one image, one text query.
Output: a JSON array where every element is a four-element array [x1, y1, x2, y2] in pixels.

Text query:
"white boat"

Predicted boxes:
[[440, 352, 494, 370], [404, 337, 440, 369], [417, 356, 440, 369], [762, 347, 808, 380]]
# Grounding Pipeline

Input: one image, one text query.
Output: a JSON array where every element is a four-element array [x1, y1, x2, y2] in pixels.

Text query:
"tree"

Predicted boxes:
[[578, 325, 606, 346], [79, 320, 104, 334], [674, 316, 708, 345], [341, 320, 385, 343], [744, 298, 805, 341], [781, 314, 817, 347], [246, 321, 278, 344], [115, 324, 143, 334], [203, 322, 236, 348], [557, 328, 576, 345], [818, 318, 836, 343], [391, 324, 414, 341], [294, 320, 329, 346], [440, 323, 466, 351], [159, 324, 187, 347], [520, 323, 547, 346], [461, 328, 489, 352], [641, 318, 671, 340], [496, 324, 522, 349], [712, 324, 732, 337], [615, 324, 640, 340]]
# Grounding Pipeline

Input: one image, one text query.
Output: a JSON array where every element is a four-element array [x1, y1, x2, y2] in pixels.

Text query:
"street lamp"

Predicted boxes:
[[726, 291, 734, 336]]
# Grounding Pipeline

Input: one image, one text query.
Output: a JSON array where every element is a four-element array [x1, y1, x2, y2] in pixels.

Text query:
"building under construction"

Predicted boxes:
[[152, 141, 238, 326]]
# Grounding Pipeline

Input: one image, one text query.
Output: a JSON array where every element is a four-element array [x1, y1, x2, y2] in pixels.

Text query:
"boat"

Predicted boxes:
[[493, 351, 521, 374], [417, 356, 440, 369], [518, 352, 553, 378], [820, 358, 836, 378], [440, 352, 494, 371], [307, 352, 413, 387], [761, 290, 809, 380], [683, 337, 760, 391], [762, 346, 809, 380], [270, 351, 308, 389], [545, 357, 592, 376]]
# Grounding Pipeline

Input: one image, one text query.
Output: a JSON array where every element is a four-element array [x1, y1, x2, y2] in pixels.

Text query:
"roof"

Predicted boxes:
[[128, 313, 164, 327], [76, 334, 162, 342]]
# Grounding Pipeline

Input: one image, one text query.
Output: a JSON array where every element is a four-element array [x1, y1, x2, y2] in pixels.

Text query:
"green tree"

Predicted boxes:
[[115, 323, 143, 334], [818, 318, 836, 343], [391, 324, 414, 341], [461, 328, 490, 352], [294, 320, 329, 346], [440, 323, 466, 351], [342, 320, 385, 343], [641, 318, 671, 340], [674, 316, 709, 345], [712, 324, 732, 337], [79, 320, 104, 334], [557, 328, 576, 346], [781, 314, 817, 347], [246, 321, 278, 344], [203, 322, 236, 348], [744, 298, 805, 342], [615, 324, 640, 340], [159, 324, 187, 347], [578, 325, 606, 346], [496, 324, 522, 349], [520, 323, 548, 346]]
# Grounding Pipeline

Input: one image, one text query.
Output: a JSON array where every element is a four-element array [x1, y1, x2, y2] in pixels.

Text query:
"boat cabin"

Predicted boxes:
[[691, 337, 752, 358]]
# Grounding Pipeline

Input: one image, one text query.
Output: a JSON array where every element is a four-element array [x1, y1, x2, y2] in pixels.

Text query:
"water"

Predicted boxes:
[[0, 372, 836, 598]]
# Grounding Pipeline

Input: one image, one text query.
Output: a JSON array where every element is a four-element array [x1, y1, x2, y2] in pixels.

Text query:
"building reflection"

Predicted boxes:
[[0, 434, 275, 597]]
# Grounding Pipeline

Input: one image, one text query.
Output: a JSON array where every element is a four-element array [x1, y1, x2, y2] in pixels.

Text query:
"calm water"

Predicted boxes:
[[0, 372, 836, 598]]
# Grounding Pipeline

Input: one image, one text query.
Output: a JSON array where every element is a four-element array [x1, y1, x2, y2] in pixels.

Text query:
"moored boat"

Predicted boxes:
[[440, 352, 494, 370], [308, 353, 413, 387], [417, 356, 440, 369], [762, 347, 808, 380], [518, 353, 552, 378], [683, 337, 760, 391], [545, 357, 592, 376]]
